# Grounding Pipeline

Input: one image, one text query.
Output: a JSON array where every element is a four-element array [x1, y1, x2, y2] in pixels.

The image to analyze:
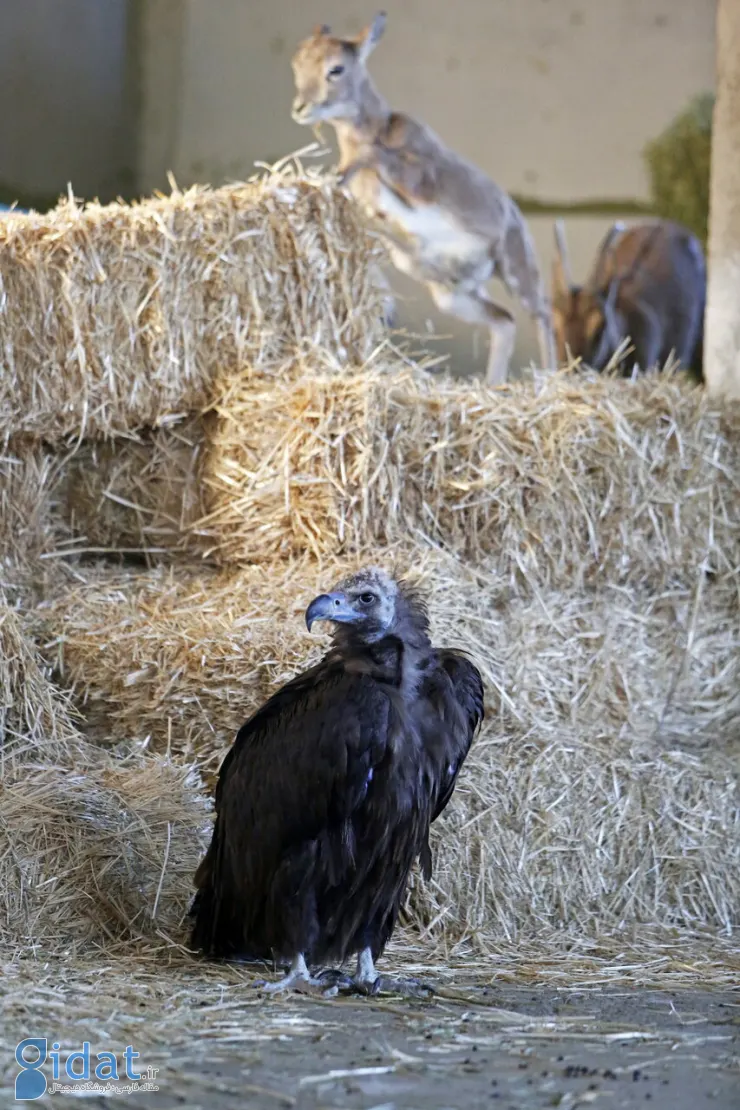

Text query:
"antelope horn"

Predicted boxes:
[[552, 219, 572, 296], [601, 221, 625, 260], [604, 276, 620, 313], [589, 221, 625, 295]]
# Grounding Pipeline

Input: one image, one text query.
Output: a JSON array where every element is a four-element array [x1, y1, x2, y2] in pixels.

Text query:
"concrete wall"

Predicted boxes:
[[0, 0, 716, 370], [0, 0, 134, 202], [137, 0, 715, 371], [160, 0, 715, 204]]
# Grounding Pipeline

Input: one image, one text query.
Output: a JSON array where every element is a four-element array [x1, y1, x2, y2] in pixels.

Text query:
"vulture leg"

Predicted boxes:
[[340, 948, 435, 999], [352, 946, 381, 994], [254, 954, 339, 998]]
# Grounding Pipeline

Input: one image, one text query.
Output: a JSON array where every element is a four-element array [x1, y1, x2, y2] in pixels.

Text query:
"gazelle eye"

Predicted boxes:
[[328, 64, 345, 78], [359, 593, 376, 605]]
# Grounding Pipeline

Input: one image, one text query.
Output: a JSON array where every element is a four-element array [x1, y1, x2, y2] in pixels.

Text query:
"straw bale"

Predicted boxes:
[[0, 600, 209, 956], [50, 364, 737, 591], [414, 566, 738, 939], [191, 366, 740, 592], [0, 170, 385, 441], [54, 416, 210, 557], [30, 550, 740, 942], [31, 559, 327, 780], [410, 725, 738, 944], [0, 444, 71, 605]]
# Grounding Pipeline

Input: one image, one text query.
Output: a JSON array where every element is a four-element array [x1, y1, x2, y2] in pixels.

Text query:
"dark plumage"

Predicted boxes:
[[189, 566, 483, 995]]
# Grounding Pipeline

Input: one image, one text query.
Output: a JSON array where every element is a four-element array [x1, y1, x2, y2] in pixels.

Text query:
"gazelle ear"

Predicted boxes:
[[357, 12, 387, 61]]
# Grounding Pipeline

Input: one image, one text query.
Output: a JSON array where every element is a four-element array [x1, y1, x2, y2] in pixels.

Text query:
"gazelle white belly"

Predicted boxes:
[[372, 184, 492, 286]]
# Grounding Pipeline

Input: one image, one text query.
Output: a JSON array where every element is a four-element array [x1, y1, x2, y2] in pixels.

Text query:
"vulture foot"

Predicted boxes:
[[254, 954, 339, 998], [316, 967, 356, 989], [334, 948, 436, 999]]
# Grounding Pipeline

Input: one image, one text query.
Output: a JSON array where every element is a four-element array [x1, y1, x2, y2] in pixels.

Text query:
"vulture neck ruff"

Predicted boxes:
[[330, 589, 432, 703]]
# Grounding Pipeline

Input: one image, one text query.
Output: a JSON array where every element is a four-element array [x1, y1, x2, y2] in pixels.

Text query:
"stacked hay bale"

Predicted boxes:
[[0, 166, 387, 957], [31, 371, 740, 948], [1, 168, 738, 965], [50, 363, 740, 578], [0, 601, 209, 956], [0, 172, 385, 439], [0, 165, 386, 568]]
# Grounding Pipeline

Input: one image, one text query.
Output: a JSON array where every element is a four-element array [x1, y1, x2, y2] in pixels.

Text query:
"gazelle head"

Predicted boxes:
[[291, 12, 387, 126], [551, 220, 623, 370]]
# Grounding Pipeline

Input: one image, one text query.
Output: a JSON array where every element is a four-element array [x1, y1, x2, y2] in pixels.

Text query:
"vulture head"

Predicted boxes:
[[305, 566, 429, 645]]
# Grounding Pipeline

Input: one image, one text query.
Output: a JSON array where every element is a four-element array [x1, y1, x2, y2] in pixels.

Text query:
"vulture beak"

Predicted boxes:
[[305, 591, 359, 631]]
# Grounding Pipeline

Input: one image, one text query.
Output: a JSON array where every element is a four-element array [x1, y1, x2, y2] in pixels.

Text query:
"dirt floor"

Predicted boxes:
[[2, 956, 737, 1110], [149, 986, 740, 1110]]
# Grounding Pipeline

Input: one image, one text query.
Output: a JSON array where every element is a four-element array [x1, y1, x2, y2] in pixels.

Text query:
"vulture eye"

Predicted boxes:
[[359, 592, 376, 605], [327, 64, 345, 78]]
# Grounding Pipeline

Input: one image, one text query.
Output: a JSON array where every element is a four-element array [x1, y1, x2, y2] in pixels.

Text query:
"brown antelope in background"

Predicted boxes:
[[290, 12, 556, 385], [551, 219, 706, 380]]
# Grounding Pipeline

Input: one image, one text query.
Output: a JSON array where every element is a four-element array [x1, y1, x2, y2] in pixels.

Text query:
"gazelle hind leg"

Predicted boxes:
[[371, 263, 397, 329], [486, 320, 516, 385], [536, 312, 557, 370], [427, 281, 515, 385]]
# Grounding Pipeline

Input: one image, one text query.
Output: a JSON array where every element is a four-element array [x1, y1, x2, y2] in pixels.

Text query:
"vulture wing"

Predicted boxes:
[[191, 654, 393, 957], [417, 649, 484, 880], [431, 649, 485, 822]]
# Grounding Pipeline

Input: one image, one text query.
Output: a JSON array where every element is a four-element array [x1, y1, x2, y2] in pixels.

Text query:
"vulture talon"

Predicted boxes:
[[337, 949, 433, 999], [334, 976, 380, 997], [373, 975, 435, 999], [359, 977, 382, 997], [253, 956, 339, 998], [315, 967, 354, 991]]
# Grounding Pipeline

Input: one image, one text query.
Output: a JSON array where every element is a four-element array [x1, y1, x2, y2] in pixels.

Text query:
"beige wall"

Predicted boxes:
[[153, 0, 715, 202], [138, 0, 715, 370], [0, 0, 716, 369]]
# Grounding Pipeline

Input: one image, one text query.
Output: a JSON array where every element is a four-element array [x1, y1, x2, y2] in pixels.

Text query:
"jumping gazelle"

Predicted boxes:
[[291, 12, 555, 384]]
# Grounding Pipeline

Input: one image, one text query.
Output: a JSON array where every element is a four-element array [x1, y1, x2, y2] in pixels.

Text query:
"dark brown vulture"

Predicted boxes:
[[189, 566, 483, 996]]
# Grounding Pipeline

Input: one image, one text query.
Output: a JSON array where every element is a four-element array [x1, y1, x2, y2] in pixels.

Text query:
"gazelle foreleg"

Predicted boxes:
[[336, 161, 368, 190], [338, 160, 415, 210], [427, 281, 515, 386]]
